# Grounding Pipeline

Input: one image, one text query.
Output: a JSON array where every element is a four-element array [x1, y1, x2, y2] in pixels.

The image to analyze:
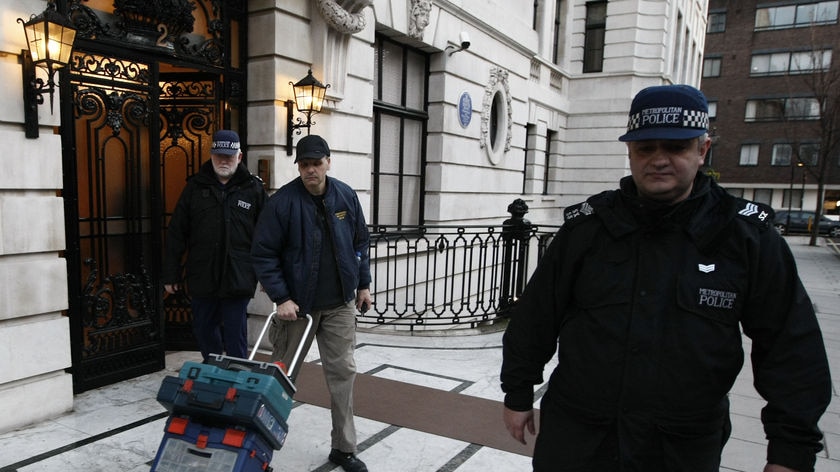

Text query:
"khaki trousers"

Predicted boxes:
[[269, 300, 358, 453]]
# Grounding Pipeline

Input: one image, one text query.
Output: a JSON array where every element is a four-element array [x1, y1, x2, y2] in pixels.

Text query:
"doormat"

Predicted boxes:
[[291, 361, 536, 457]]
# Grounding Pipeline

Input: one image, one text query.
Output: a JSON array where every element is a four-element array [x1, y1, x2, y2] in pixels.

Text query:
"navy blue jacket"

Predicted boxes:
[[501, 173, 830, 471], [162, 160, 266, 298], [251, 176, 371, 314]]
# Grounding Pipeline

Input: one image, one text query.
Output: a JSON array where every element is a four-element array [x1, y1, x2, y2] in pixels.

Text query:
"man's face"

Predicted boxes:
[[297, 157, 330, 195], [210, 152, 242, 182], [627, 137, 710, 205]]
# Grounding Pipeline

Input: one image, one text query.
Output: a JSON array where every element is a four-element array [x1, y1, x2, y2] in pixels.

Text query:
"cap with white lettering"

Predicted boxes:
[[211, 130, 241, 155], [618, 85, 709, 142]]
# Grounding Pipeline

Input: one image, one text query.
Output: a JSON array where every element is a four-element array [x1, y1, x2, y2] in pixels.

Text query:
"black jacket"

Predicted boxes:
[[162, 160, 266, 297], [501, 173, 830, 470], [251, 176, 371, 314]]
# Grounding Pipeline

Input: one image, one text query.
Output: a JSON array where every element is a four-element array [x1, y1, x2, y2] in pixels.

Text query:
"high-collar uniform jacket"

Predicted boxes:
[[162, 160, 266, 298], [501, 173, 831, 471]]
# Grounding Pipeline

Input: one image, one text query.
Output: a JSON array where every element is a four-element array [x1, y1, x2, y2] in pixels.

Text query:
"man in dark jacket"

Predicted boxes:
[[251, 135, 372, 472], [162, 129, 266, 361], [501, 85, 831, 471]]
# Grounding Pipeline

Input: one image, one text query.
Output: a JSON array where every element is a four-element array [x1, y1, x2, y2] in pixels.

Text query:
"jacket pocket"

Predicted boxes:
[[675, 273, 742, 326]]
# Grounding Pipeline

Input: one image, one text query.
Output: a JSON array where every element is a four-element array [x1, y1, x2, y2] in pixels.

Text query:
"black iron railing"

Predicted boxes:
[[360, 199, 560, 330]]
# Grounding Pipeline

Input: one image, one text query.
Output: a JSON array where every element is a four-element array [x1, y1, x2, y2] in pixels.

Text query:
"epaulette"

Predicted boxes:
[[732, 198, 773, 230], [563, 201, 596, 226]]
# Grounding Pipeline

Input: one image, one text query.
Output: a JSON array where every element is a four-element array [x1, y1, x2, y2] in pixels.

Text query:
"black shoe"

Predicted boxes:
[[328, 448, 368, 472]]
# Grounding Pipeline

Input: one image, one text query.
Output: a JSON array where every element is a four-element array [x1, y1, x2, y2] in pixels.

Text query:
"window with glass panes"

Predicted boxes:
[[372, 36, 429, 227], [740, 144, 759, 165], [583, 1, 607, 73]]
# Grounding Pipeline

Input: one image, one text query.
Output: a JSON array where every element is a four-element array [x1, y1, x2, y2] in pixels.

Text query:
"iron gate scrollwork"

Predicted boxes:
[[66, 51, 163, 392]]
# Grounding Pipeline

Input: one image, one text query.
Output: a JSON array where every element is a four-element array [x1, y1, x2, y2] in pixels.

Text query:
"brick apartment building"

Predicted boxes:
[[701, 0, 840, 217]]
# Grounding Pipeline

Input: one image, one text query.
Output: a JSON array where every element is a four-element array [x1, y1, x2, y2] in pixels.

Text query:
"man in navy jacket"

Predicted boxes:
[[251, 135, 371, 472]]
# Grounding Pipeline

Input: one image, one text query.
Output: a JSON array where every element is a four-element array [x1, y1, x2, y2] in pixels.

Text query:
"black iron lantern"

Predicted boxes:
[[17, 0, 77, 138], [286, 69, 330, 155]]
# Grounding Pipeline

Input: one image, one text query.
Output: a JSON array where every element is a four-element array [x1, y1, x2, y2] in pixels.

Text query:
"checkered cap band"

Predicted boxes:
[[683, 109, 709, 129]]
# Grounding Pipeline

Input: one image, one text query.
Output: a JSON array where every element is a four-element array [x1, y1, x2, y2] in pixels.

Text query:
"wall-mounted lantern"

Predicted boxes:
[[17, 0, 77, 138], [286, 69, 329, 155]]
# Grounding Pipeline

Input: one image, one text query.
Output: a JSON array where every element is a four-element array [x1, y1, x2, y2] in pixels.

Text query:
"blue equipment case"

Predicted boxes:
[[152, 309, 312, 465], [150, 415, 273, 472], [156, 374, 290, 449]]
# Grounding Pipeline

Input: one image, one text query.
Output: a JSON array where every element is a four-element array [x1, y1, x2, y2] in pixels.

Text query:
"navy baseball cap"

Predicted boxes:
[[211, 130, 241, 155], [619, 85, 709, 142], [295, 135, 331, 163]]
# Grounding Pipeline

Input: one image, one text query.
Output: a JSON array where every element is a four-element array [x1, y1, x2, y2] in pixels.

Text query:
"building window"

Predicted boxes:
[[771, 143, 820, 167], [552, 0, 563, 64], [372, 36, 429, 227], [772, 143, 793, 165], [708, 101, 718, 119], [533, 0, 540, 29], [783, 188, 804, 209], [799, 142, 820, 165], [755, 1, 839, 30], [583, 1, 607, 73], [726, 187, 745, 198], [751, 49, 832, 75], [753, 188, 773, 206], [745, 97, 820, 121], [740, 144, 760, 165], [543, 131, 554, 195], [703, 57, 722, 77], [708, 11, 726, 32], [791, 49, 832, 73]]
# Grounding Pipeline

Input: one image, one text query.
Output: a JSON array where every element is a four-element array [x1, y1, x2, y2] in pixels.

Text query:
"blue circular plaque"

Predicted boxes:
[[458, 92, 472, 128]]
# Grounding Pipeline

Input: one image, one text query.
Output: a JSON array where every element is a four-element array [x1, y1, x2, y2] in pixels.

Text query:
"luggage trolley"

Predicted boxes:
[[152, 306, 313, 472]]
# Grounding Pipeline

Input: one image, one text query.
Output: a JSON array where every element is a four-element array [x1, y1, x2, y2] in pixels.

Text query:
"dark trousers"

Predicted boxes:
[[190, 296, 250, 360]]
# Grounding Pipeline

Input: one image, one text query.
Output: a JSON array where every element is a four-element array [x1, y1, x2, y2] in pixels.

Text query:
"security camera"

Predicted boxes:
[[459, 32, 470, 50]]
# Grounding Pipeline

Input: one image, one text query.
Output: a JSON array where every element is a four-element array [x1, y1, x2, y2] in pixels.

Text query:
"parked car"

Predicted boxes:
[[773, 210, 840, 237]]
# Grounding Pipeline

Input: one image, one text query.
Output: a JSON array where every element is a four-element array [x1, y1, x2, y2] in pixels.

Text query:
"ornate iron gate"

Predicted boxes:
[[64, 50, 164, 392], [60, 0, 247, 392]]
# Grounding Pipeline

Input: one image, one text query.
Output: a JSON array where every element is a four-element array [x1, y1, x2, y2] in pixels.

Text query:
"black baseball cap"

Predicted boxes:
[[295, 135, 331, 163]]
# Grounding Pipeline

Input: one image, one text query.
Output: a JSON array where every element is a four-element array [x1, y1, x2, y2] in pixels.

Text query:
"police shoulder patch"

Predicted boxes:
[[563, 201, 596, 225], [733, 198, 773, 230]]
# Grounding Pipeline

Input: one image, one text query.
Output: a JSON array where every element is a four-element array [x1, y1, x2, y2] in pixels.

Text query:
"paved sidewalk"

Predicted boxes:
[[720, 236, 839, 471], [0, 235, 837, 471]]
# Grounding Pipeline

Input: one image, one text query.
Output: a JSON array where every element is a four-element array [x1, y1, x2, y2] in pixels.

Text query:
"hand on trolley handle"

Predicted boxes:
[[249, 303, 313, 380]]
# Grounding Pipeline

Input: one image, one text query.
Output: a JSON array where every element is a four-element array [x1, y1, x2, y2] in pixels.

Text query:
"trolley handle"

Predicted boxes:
[[249, 304, 313, 377]]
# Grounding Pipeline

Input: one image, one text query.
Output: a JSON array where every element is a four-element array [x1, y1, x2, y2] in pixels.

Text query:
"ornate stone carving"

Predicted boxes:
[[314, 0, 372, 35], [480, 67, 513, 165], [408, 0, 433, 40]]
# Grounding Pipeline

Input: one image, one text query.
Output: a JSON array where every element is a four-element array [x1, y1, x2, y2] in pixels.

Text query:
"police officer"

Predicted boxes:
[[162, 129, 266, 361], [501, 85, 831, 471]]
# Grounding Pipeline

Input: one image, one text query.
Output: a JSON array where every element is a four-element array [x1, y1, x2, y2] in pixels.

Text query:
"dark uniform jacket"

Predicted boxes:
[[162, 160, 266, 298], [501, 173, 830, 471], [250, 176, 371, 315]]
